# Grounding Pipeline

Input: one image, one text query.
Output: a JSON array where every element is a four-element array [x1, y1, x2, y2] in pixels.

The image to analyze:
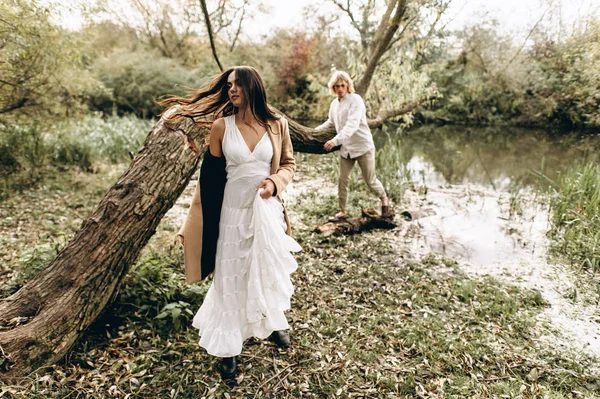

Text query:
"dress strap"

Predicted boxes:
[[224, 114, 235, 129]]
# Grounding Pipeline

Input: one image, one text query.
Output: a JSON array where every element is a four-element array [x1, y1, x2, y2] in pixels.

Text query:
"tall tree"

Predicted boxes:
[[200, 0, 224, 71]]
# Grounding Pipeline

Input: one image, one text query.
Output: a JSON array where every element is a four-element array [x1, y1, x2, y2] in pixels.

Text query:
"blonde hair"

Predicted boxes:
[[327, 71, 355, 95]]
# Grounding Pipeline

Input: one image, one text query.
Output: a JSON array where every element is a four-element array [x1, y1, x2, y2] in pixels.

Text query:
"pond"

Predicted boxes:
[[373, 123, 600, 269], [375, 124, 600, 191]]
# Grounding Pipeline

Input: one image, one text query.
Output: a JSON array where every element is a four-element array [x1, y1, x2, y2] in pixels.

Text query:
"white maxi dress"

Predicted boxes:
[[192, 115, 301, 357]]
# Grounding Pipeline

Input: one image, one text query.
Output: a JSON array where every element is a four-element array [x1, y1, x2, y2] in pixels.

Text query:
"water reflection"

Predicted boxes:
[[373, 123, 600, 268], [374, 124, 600, 190]]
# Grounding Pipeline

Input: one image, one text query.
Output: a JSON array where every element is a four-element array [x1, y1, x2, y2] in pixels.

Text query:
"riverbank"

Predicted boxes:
[[1, 156, 599, 397]]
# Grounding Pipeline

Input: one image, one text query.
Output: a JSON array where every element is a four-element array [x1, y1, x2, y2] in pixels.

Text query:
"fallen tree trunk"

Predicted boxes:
[[0, 101, 421, 377], [314, 208, 397, 236], [288, 118, 334, 154]]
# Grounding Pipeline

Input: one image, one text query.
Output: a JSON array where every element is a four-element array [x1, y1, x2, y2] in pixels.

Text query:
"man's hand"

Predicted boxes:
[[257, 179, 275, 199], [324, 140, 336, 152]]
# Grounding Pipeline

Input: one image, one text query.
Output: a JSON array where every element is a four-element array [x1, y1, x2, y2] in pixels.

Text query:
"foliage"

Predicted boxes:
[[0, 115, 151, 197], [89, 49, 201, 118], [118, 251, 209, 333], [77, 21, 140, 57], [322, 0, 446, 117], [426, 22, 528, 125], [531, 20, 600, 128], [256, 30, 335, 119], [50, 114, 152, 163], [426, 18, 600, 128], [350, 51, 437, 123], [0, 123, 48, 184], [549, 161, 600, 272], [0, 0, 102, 121]]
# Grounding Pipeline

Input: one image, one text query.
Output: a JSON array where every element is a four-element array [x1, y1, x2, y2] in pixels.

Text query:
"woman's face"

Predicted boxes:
[[227, 71, 246, 108]]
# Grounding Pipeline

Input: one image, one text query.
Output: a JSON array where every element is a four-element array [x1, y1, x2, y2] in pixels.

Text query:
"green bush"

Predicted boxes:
[[89, 49, 201, 118], [0, 0, 103, 123], [0, 115, 152, 198], [0, 123, 49, 195], [1, 115, 151, 172], [50, 114, 152, 164], [0, 123, 48, 170], [532, 23, 600, 128], [117, 252, 208, 333], [427, 20, 600, 128]]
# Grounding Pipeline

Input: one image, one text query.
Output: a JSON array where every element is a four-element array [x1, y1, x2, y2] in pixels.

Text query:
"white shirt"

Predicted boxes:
[[315, 93, 375, 159]]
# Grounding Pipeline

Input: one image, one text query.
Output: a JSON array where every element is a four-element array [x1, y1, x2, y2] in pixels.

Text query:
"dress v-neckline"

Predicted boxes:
[[234, 122, 268, 154]]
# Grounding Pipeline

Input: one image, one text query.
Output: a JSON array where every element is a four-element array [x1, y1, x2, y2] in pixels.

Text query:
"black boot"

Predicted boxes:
[[220, 356, 237, 380], [270, 330, 291, 348]]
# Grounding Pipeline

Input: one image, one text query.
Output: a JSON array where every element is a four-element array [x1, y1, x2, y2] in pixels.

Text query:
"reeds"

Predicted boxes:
[[549, 162, 600, 272]]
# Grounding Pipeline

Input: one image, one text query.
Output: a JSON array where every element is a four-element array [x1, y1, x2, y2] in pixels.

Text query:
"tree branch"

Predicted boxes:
[[229, 0, 249, 52], [200, 0, 223, 72], [355, 0, 408, 96], [499, 2, 551, 75], [332, 0, 364, 41], [372, 0, 395, 46], [0, 97, 28, 114], [369, 95, 436, 128]]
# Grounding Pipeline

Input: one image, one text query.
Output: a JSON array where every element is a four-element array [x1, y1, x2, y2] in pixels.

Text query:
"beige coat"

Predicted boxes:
[[178, 117, 295, 284]]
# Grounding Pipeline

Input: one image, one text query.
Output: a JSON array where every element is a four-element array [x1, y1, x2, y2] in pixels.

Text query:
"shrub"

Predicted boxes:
[[89, 49, 201, 119], [50, 114, 152, 164], [117, 252, 209, 333], [0, 115, 152, 198]]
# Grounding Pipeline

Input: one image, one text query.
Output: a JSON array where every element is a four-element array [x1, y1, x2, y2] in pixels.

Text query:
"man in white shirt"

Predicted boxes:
[[316, 71, 390, 221]]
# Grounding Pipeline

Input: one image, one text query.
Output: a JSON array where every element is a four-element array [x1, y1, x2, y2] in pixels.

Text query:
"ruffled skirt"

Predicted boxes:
[[192, 190, 301, 357]]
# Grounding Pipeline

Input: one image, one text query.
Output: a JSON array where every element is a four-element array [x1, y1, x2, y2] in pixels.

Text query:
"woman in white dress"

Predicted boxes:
[[161, 66, 300, 380]]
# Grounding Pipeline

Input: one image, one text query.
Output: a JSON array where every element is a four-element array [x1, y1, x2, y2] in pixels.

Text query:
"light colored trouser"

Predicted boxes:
[[338, 148, 387, 210]]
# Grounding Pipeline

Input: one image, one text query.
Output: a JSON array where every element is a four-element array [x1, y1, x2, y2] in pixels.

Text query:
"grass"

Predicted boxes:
[[549, 162, 600, 273], [0, 163, 128, 296], [1, 154, 599, 398], [0, 115, 152, 199]]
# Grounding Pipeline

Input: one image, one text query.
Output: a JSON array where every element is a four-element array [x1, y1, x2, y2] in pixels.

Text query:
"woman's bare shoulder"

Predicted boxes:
[[212, 117, 226, 128], [211, 117, 226, 134]]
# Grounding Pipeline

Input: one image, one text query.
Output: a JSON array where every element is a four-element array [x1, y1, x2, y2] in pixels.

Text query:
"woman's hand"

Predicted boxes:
[[257, 179, 275, 199]]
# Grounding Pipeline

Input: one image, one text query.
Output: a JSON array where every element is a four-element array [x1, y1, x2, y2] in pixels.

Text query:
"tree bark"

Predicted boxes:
[[287, 118, 335, 154], [0, 115, 204, 378], [0, 99, 424, 377], [355, 0, 408, 96]]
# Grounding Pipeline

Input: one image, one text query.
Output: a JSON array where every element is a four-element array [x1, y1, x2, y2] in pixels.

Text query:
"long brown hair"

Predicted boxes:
[[159, 66, 279, 131]]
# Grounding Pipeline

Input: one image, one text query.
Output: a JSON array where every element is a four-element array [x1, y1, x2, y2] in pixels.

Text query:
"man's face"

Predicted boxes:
[[333, 80, 348, 99]]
